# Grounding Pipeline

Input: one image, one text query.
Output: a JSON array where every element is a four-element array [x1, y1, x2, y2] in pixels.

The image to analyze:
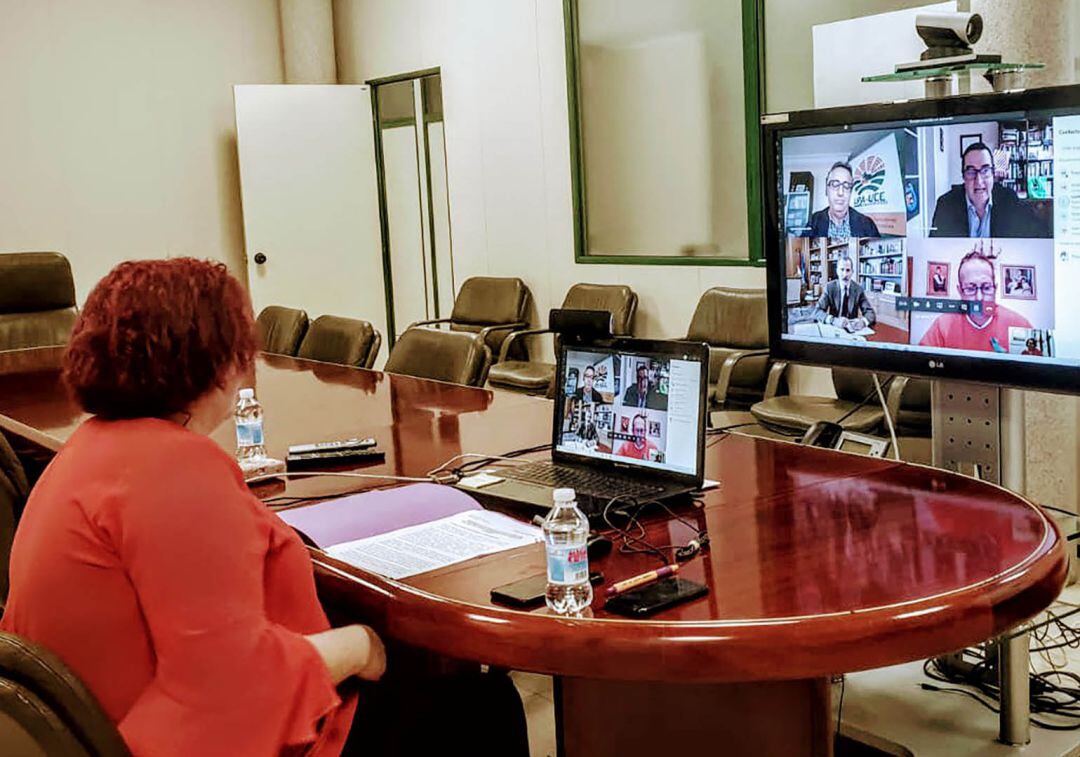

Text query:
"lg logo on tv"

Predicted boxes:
[[928, 360, 945, 370]]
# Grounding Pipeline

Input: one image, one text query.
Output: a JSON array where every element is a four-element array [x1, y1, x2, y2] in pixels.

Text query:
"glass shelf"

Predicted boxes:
[[862, 62, 1044, 83]]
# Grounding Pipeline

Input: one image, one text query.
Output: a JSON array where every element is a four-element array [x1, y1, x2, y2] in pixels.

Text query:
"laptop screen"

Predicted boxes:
[[555, 343, 704, 478]]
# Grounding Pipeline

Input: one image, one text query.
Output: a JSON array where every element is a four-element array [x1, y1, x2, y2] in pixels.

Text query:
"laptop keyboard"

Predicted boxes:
[[504, 461, 666, 502]]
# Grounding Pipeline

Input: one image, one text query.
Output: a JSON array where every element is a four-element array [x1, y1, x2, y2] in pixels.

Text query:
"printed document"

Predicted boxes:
[[325, 509, 542, 579]]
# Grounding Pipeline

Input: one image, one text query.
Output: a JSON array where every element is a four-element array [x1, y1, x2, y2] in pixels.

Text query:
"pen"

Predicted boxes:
[[604, 564, 680, 598]]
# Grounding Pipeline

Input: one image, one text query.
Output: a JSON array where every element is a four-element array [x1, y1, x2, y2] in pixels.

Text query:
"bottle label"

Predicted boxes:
[[236, 420, 264, 447], [546, 545, 589, 586]]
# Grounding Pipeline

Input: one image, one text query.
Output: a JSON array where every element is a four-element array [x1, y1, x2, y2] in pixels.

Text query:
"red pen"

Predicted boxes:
[[604, 564, 680, 598]]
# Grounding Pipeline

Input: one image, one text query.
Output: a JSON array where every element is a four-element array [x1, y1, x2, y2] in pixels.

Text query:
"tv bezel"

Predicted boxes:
[[763, 83, 1080, 394]]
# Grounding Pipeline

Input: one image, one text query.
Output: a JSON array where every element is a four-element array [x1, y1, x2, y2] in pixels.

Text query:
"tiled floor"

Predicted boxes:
[[512, 587, 1080, 756]]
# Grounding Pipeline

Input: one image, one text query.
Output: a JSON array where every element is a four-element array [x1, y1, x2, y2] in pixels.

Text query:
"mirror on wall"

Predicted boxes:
[[373, 72, 455, 341], [567, 0, 762, 263]]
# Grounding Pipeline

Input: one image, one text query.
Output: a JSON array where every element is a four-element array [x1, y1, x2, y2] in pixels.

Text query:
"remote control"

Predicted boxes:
[[287, 438, 376, 455], [285, 447, 385, 471]]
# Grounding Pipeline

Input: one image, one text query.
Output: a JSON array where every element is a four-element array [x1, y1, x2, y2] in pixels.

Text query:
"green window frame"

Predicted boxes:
[[563, 0, 766, 267]]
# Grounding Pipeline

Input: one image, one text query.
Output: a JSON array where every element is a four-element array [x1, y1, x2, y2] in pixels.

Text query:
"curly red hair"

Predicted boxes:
[[63, 258, 257, 419]]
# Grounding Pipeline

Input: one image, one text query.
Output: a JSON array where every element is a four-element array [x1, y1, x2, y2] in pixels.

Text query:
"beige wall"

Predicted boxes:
[[334, 0, 765, 351], [0, 0, 283, 301]]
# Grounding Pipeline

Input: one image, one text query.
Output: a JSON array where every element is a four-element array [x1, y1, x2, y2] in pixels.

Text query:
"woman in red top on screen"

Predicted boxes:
[[918, 250, 1032, 353], [0, 259, 385, 756], [615, 414, 659, 461]]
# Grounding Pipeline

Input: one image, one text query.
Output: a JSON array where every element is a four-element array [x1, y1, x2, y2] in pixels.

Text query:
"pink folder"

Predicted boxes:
[[275, 483, 482, 548]]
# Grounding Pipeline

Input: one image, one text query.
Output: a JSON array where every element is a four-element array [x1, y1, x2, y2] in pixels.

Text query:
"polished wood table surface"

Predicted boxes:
[[0, 350, 1067, 756]]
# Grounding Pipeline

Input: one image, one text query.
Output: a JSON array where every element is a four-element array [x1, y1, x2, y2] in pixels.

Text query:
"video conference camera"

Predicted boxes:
[[915, 11, 983, 57], [896, 11, 999, 72]]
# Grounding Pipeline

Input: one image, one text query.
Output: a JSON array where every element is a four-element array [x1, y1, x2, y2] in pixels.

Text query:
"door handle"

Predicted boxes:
[[253, 252, 267, 265]]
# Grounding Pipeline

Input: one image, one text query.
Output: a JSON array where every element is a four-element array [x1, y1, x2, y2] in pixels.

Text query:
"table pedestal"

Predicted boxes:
[[556, 676, 832, 757]]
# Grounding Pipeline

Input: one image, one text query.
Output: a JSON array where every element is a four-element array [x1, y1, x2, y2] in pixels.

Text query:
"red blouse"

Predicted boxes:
[[1, 418, 355, 756]]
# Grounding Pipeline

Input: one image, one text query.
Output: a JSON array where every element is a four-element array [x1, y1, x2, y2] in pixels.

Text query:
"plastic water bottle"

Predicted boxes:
[[544, 488, 592, 615], [234, 388, 266, 464]]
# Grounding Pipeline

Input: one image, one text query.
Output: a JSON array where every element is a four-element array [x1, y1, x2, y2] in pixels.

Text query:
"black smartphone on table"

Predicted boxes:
[[490, 572, 604, 608], [603, 577, 708, 618]]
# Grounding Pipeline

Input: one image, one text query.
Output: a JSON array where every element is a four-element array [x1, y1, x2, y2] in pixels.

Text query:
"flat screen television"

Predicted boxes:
[[763, 83, 1080, 393]]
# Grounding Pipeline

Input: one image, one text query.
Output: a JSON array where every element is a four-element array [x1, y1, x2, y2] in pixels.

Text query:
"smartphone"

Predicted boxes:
[[603, 577, 708, 618], [490, 571, 604, 608]]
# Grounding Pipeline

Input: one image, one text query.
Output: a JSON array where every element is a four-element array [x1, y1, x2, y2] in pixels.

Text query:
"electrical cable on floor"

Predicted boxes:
[[921, 608, 1080, 731]]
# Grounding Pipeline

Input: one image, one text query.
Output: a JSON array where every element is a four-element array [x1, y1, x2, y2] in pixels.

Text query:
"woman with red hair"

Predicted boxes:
[[1, 258, 384, 755]]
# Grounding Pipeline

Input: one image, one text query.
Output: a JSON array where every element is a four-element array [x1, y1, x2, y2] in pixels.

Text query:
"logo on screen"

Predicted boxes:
[[852, 155, 888, 209]]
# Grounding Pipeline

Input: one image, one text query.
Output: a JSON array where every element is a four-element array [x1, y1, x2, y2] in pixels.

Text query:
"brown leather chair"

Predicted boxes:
[[411, 277, 531, 360], [0, 433, 28, 609], [750, 367, 927, 436], [686, 287, 787, 410], [297, 315, 381, 369], [0, 632, 129, 756], [255, 306, 309, 356], [384, 327, 491, 387], [487, 284, 638, 394], [0, 253, 77, 351]]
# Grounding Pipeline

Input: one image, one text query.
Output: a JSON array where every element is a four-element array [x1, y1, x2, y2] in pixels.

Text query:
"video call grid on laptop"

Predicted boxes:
[[547, 339, 709, 488]]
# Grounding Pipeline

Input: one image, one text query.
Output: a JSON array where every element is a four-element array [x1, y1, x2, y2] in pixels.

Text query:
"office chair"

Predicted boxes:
[[0, 252, 78, 351], [0, 432, 28, 609], [255, 306, 309, 356], [384, 327, 491, 387], [750, 367, 928, 436], [410, 277, 531, 360], [0, 632, 130, 756], [685, 287, 788, 409], [297, 315, 382, 369], [487, 283, 638, 394]]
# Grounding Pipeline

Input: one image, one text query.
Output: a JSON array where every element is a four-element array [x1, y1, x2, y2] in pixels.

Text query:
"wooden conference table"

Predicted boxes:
[[0, 348, 1067, 756]]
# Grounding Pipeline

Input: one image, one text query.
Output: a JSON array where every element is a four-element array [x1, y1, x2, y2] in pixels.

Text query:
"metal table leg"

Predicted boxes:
[[998, 631, 1030, 746]]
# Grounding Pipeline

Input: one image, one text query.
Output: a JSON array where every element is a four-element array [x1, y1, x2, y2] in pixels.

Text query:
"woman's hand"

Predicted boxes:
[[305, 624, 387, 684], [356, 625, 386, 681]]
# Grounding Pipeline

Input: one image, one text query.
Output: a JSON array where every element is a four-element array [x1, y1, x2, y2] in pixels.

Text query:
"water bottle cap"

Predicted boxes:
[[553, 488, 576, 503], [238, 388, 255, 399]]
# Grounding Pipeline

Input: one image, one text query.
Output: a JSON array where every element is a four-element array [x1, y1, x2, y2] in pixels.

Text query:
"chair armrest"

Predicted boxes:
[[763, 361, 789, 400], [476, 321, 529, 342], [477, 344, 495, 387], [410, 318, 453, 330], [497, 327, 553, 363], [713, 349, 769, 409]]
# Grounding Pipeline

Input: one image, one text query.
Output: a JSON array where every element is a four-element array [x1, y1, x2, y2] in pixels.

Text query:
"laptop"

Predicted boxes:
[[462, 338, 709, 518]]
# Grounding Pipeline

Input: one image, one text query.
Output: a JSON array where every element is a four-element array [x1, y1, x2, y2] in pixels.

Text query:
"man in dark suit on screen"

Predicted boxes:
[[929, 142, 1049, 238], [813, 256, 876, 332]]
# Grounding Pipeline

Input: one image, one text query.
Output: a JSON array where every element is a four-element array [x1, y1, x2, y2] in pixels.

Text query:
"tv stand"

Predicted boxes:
[[931, 379, 1029, 746]]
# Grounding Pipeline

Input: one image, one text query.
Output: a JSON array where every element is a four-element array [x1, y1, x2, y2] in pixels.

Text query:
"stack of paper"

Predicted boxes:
[[276, 483, 542, 579]]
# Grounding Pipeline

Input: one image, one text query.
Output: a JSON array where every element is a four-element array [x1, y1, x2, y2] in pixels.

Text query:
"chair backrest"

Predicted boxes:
[[0, 632, 130, 756], [384, 328, 491, 387], [0, 253, 78, 351], [0, 434, 28, 608], [297, 315, 381, 369], [831, 367, 882, 403], [561, 284, 637, 336], [449, 277, 530, 328], [686, 287, 767, 349], [255, 306, 309, 356]]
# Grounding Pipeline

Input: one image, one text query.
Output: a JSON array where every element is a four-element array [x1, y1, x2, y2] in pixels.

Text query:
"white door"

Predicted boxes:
[[234, 85, 388, 364]]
